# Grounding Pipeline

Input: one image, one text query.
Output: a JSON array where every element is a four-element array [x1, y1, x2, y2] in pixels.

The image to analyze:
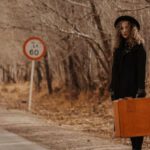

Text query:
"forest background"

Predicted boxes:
[[0, 0, 150, 145]]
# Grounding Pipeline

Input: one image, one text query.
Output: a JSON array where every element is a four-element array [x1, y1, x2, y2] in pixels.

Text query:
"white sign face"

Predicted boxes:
[[23, 37, 46, 60]]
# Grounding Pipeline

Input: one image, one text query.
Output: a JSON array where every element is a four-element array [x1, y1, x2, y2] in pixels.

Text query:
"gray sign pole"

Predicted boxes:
[[28, 60, 35, 111]]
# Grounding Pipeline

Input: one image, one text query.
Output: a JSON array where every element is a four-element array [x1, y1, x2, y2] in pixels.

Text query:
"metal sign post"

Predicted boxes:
[[28, 60, 35, 111], [23, 37, 46, 111]]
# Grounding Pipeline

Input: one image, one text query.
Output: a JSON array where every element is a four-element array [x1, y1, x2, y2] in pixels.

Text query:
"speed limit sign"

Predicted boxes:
[[23, 37, 46, 111], [23, 37, 46, 60]]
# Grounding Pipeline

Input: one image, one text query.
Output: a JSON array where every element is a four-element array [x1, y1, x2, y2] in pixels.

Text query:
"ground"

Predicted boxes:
[[0, 82, 150, 149]]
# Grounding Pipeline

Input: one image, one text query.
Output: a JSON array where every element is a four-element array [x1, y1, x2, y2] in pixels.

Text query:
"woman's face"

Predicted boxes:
[[120, 21, 131, 39]]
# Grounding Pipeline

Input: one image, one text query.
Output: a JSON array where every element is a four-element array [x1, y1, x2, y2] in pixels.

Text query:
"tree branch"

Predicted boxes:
[[86, 40, 109, 74], [65, 0, 90, 8], [118, 5, 150, 12], [50, 23, 99, 44]]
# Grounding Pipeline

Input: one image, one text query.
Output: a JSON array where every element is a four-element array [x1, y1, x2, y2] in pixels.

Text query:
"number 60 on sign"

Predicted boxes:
[[23, 37, 46, 60]]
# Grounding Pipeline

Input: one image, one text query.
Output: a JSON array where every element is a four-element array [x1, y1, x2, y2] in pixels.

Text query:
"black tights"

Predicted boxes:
[[130, 136, 144, 150]]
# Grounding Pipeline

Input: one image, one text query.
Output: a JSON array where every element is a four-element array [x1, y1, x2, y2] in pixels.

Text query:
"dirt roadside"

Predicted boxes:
[[0, 108, 131, 150]]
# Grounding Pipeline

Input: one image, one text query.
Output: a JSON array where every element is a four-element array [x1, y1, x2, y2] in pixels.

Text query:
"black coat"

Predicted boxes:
[[110, 43, 146, 100]]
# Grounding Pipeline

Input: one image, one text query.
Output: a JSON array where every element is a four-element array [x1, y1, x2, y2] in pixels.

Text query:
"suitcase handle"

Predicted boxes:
[[124, 97, 132, 100]]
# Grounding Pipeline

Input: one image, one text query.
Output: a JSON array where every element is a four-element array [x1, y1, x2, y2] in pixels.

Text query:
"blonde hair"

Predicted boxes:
[[113, 21, 144, 49]]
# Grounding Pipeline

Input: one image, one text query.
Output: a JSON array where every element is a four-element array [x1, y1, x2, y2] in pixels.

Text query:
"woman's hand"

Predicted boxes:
[[110, 90, 116, 100], [136, 89, 146, 98]]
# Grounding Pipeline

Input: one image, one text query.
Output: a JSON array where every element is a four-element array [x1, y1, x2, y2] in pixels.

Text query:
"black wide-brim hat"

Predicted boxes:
[[114, 15, 140, 30]]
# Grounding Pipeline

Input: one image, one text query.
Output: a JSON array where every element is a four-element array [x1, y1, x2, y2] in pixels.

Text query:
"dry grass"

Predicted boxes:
[[0, 82, 114, 138]]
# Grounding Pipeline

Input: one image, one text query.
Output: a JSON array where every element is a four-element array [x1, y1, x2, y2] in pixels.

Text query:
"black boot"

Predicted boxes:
[[131, 136, 143, 150]]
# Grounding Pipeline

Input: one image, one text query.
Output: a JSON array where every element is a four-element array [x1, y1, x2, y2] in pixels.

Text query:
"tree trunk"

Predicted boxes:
[[44, 53, 53, 94], [34, 61, 42, 91]]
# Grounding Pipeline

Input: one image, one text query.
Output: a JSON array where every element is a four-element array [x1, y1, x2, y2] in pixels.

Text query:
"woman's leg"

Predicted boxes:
[[130, 136, 144, 150]]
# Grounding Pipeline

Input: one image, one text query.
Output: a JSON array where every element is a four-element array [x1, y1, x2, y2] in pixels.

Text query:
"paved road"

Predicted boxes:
[[0, 108, 131, 150], [0, 128, 47, 150]]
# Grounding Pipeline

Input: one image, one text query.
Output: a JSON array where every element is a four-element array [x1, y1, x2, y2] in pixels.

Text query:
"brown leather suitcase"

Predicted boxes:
[[113, 98, 150, 138]]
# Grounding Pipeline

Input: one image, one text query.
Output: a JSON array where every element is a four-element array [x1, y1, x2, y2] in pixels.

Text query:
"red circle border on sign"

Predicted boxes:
[[23, 37, 46, 61]]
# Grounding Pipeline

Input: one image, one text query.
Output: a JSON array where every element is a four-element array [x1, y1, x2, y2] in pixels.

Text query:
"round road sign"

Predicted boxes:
[[23, 37, 46, 60]]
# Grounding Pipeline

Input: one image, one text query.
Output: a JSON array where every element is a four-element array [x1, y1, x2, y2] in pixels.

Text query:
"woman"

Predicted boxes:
[[110, 16, 146, 150]]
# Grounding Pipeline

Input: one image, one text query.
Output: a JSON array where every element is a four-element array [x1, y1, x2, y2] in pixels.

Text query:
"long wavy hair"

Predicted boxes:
[[113, 21, 144, 50]]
